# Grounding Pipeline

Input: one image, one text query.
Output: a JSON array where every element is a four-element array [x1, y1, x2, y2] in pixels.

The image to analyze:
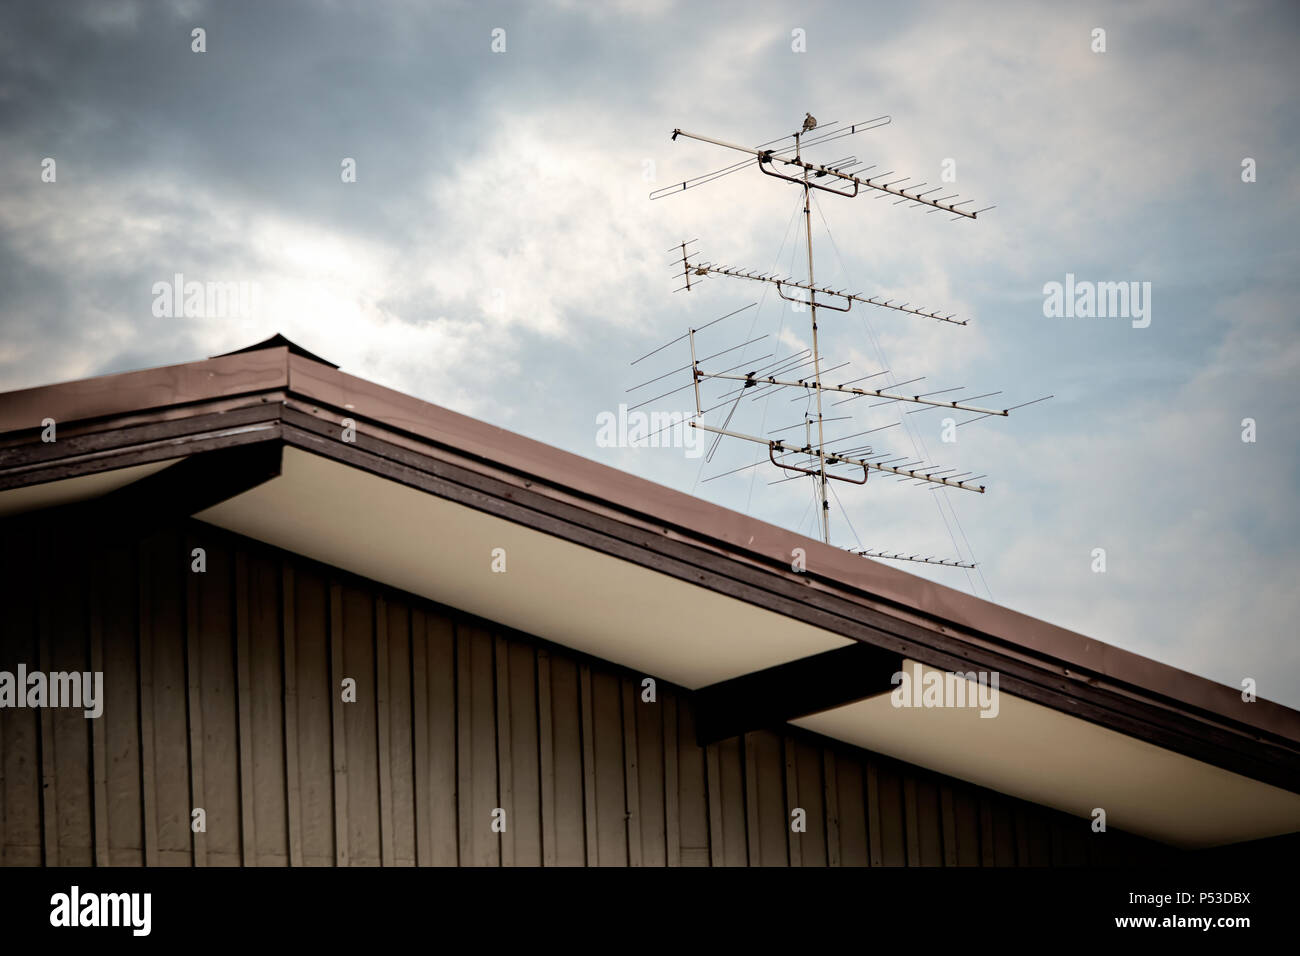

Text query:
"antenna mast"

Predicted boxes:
[[795, 118, 833, 541]]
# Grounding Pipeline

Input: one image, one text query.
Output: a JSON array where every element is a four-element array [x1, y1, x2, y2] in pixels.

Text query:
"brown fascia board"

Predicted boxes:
[[1, 346, 1298, 762], [0, 347, 289, 441]]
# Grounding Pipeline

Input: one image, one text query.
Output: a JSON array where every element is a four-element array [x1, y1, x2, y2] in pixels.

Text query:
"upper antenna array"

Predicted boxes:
[[636, 113, 1049, 567]]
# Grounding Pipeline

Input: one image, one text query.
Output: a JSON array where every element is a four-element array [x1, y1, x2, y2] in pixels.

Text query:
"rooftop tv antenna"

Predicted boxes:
[[635, 113, 1050, 568]]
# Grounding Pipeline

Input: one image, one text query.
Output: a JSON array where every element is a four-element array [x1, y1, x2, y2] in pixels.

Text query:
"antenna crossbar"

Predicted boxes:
[[688, 421, 986, 493], [855, 550, 978, 569], [697, 370, 1009, 417], [670, 127, 983, 218], [682, 260, 967, 326], [650, 117, 892, 201]]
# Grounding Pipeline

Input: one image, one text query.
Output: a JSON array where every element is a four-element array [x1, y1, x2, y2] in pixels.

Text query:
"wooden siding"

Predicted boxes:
[[0, 517, 1173, 866]]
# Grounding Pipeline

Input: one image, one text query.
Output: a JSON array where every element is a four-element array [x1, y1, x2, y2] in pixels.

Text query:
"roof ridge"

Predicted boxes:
[[212, 333, 338, 369]]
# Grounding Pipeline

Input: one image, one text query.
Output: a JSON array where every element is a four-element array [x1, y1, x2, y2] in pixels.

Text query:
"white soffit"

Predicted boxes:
[[0, 458, 181, 519], [793, 659, 1300, 848], [196, 446, 851, 688]]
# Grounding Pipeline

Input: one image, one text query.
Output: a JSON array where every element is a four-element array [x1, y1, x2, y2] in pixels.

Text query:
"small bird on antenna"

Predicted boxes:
[[803, 112, 817, 132]]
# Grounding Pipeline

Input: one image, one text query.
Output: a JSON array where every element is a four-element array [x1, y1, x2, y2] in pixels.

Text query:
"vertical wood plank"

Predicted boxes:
[[338, 583, 380, 865], [783, 735, 801, 867], [245, 552, 286, 865], [940, 783, 959, 867], [876, 763, 906, 865], [234, 551, 256, 865], [704, 743, 723, 867], [671, 702, 708, 867], [375, 597, 394, 867], [0, 542, 40, 865], [736, 732, 790, 864], [0, 686, 4, 860], [536, 648, 556, 867], [866, 760, 882, 867], [979, 795, 995, 867], [0, 546, 20, 862], [716, 738, 748, 866], [1060, 811, 1093, 867], [0, 668, 4, 858], [590, 673, 627, 867], [146, 529, 190, 865], [465, 627, 499, 867], [280, 565, 304, 867], [136, 548, 159, 868], [621, 678, 642, 868], [100, 544, 143, 865], [793, 739, 826, 867], [494, 633, 514, 867], [424, 615, 457, 865], [953, 787, 982, 866], [994, 803, 1016, 865], [1027, 809, 1051, 866], [89, 577, 109, 866], [1049, 814, 1066, 868], [822, 747, 840, 867], [185, 561, 206, 867], [328, 581, 349, 867], [742, 733, 759, 866], [1014, 806, 1031, 866], [914, 778, 944, 866], [631, 682, 666, 868], [455, 626, 473, 863], [546, 657, 584, 865], [384, 601, 414, 866], [835, 756, 868, 866], [37, 712, 57, 865], [410, 608, 431, 865], [194, 537, 238, 866], [578, 663, 597, 866], [296, 568, 336, 865], [505, 643, 540, 866], [904, 776, 921, 867], [663, 697, 680, 868], [36, 618, 57, 866], [47, 536, 96, 864]]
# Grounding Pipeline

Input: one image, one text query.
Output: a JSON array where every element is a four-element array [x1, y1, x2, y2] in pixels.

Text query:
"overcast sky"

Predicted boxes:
[[2, 0, 1297, 706]]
